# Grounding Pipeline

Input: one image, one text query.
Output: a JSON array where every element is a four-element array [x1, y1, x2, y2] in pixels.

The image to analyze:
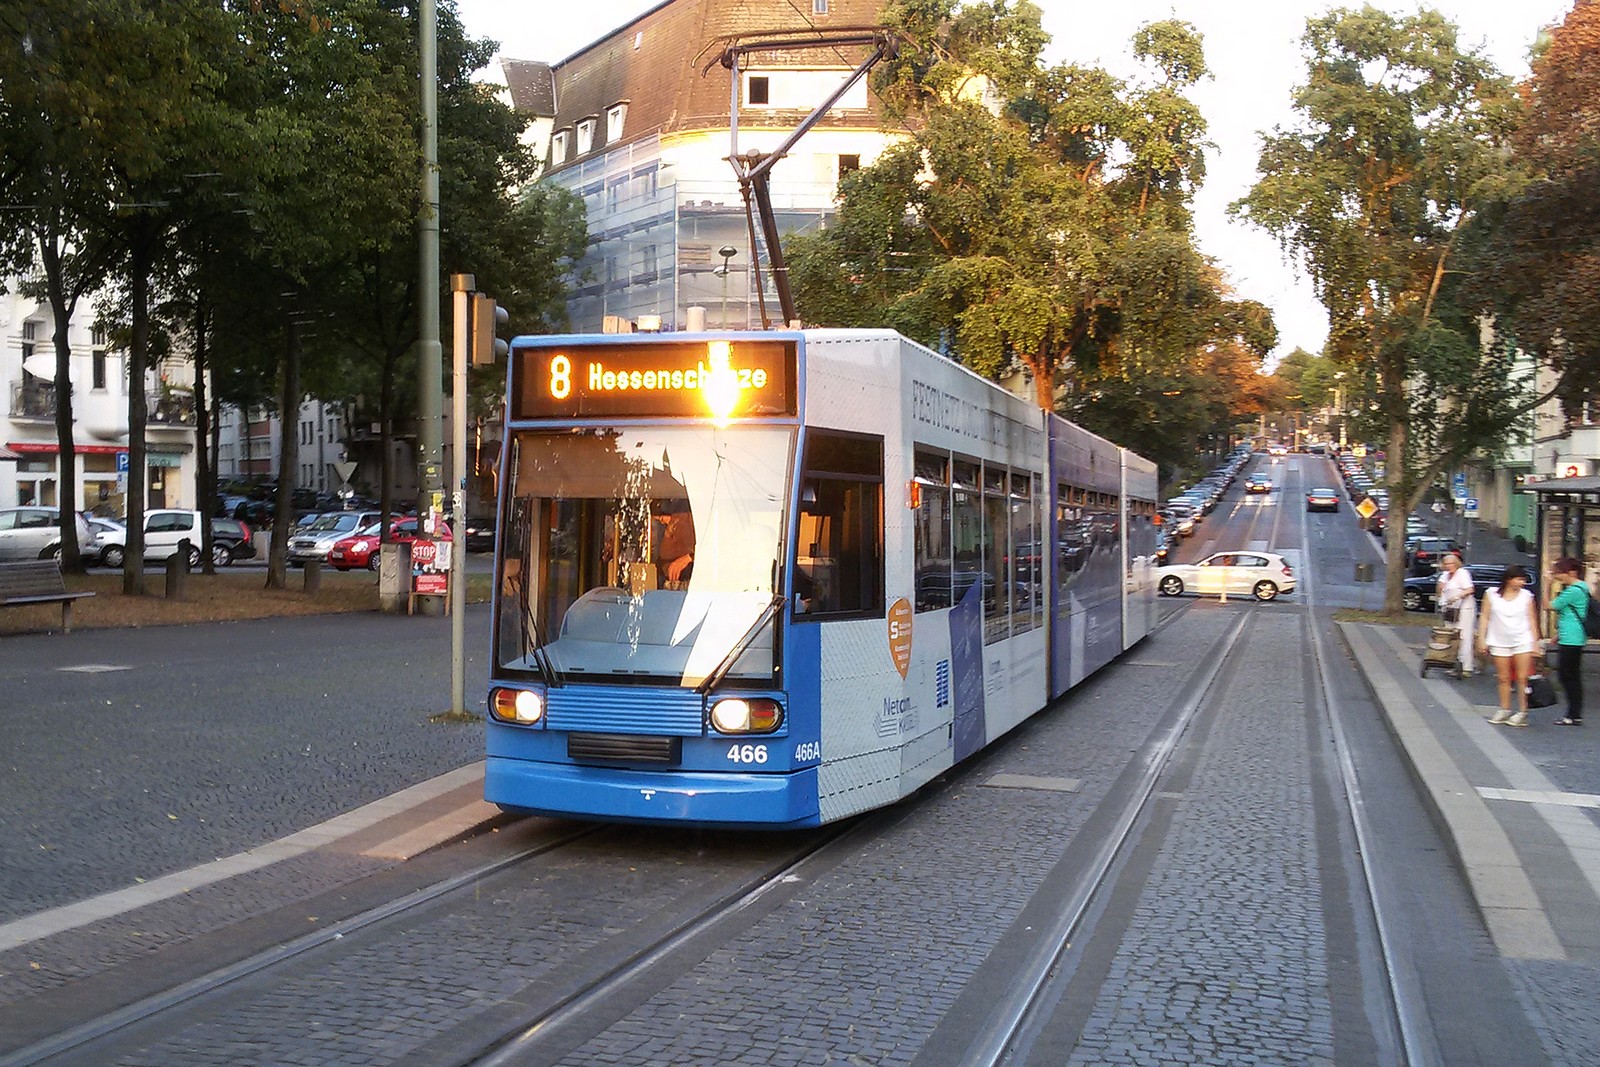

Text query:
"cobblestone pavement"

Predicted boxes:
[[0, 608, 488, 923], [1063, 613, 1335, 1067]]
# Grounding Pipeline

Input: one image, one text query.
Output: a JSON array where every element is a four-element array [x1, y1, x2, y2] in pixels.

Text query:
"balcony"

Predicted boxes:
[[148, 388, 196, 428], [9, 380, 56, 420]]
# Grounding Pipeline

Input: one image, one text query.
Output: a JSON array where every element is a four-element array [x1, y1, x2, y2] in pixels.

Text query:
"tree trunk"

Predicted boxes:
[[193, 297, 215, 574], [123, 222, 152, 597], [1381, 348, 1408, 613], [266, 309, 302, 590], [38, 235, 83, 572]]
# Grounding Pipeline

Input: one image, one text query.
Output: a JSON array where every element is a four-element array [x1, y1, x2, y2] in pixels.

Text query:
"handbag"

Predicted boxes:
[[1527, 674, 1558, 709], [1441, 603, 1460, 624]]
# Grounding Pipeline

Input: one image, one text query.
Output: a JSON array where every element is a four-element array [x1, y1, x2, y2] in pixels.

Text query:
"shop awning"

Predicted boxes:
[[5, 442, 127, 455]]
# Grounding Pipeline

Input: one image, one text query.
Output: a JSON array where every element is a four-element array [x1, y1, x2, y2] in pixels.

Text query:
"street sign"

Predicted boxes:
[[1355, 497, 1378, 520], [330, 460, 357, 485], [1453, 472, 1466, 487], [115, 451, 129, 473], [411, 540, 438, 566], [1465, 497, 1480, 518], [1453, 486, 1468, 502]]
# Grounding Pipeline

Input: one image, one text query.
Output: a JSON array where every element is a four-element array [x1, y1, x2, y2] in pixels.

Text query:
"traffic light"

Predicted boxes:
[[471, 293, 510, 366]]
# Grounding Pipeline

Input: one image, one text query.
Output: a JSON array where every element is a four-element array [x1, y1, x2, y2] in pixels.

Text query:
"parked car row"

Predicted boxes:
[[1402, 563, 1538, 612]]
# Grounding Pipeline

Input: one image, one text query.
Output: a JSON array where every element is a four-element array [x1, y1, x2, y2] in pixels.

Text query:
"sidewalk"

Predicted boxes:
[[1340, 620, 1600, 1061]]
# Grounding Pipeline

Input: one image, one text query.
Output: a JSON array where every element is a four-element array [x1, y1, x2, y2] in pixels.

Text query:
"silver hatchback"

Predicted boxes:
[[0, 507, 93, 562]]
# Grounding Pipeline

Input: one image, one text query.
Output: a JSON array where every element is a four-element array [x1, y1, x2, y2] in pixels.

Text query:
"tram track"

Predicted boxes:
[[932, 456, 1430, 1067], [0, 826, 609, 1067]]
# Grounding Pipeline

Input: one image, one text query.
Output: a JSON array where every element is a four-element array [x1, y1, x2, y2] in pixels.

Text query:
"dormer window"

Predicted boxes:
[[606, 102, 628, 143], [551, 129, 570, 166], [576, 117, 597, 155]]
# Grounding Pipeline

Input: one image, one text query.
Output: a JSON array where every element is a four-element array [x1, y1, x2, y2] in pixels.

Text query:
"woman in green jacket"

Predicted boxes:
[[1548, 557, 1590, 726]]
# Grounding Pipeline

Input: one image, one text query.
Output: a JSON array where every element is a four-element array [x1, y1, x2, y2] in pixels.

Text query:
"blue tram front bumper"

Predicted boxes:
[[485, 756, 821, 830]]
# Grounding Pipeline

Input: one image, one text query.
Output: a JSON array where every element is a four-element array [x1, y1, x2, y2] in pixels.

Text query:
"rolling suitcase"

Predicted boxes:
[[1421, 625, 1461, 677]]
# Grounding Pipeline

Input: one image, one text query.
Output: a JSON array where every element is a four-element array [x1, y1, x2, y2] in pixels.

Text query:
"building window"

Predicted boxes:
[[640, 244, 658, 278], [814, 0, 828, 13], [551, 130, 570, 166], [839, 154, 860, 180], [606, 102, 628, 143], [607, 176, 627, 212], [576, 118, 596, 155], [746, 76, 770, 106], [21, 319, 36, 362]]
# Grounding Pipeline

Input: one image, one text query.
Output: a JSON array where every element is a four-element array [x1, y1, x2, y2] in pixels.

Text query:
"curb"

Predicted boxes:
[[1336, 621, 1565, 961]]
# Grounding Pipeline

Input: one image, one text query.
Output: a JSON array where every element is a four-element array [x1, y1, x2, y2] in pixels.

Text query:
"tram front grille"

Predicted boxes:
[[568, 733, 682, 764]]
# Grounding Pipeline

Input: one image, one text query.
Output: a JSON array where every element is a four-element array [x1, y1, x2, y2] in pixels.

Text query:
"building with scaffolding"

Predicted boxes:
[[501, 0, 899, 333]]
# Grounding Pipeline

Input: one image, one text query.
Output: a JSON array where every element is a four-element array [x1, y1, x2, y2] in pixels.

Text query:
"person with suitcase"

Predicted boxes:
[[1476, 565, 1542, 726]]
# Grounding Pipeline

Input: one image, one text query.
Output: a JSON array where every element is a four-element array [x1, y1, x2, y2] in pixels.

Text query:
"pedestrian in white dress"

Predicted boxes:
[[1475, 565, 1542, 726]]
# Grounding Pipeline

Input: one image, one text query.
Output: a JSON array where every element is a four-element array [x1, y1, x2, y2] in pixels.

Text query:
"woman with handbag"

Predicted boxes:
[[1476, 565, 1542, 726], [1437, 554, 1475, 677], [1547, 557, 1589, 726]]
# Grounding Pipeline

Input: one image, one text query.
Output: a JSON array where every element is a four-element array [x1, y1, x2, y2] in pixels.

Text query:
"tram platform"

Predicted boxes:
[[1341, 620, 1600, 1055]]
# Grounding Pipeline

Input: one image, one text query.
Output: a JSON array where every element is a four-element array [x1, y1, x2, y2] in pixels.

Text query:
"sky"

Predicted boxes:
[[452, 0, 1574, 365]]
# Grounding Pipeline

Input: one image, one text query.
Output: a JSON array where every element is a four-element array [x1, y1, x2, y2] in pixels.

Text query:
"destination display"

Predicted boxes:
[[512, 338, 797, 420]]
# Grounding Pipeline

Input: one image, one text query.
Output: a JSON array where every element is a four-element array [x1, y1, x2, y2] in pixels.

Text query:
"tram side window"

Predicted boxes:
[[951, 459, 983, 611], [1010, 473, 1038, 635], [794, 431, 884, 618], [983, 465, 1010, 643], [913, 450, 951, 612]]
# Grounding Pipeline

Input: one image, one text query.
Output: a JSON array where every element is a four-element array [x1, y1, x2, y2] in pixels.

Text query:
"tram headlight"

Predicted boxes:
[[710, 697, 782, 734], [490, 687, 545, 725]]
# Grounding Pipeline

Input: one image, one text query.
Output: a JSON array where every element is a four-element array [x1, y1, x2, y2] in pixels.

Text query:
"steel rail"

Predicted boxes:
[[0, 826, 604, 1067], [962, 610, 1253, 1067], [469, 816, 873, 1067], [1297, 456, 1437, 1067]]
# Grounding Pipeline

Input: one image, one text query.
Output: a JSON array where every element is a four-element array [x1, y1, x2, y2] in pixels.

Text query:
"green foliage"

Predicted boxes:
[[1471, 0, 1600, 412], [1231, 5, 1524, 609], [792, 1, 1270, 476]]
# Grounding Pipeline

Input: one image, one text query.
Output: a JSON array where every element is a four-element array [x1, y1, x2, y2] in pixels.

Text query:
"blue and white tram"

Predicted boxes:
[[485, 329, 1158, 828]]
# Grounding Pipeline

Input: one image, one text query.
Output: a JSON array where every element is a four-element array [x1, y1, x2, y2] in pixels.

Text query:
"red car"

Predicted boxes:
[[327, 517, 451, 571]]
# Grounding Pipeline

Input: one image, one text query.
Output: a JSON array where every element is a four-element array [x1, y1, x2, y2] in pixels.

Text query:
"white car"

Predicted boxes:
[[95, 509, 206, 568], [1156, 551, 1297, 602]]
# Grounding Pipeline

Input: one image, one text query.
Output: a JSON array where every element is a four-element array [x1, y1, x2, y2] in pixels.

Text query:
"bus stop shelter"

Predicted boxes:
[[1529, 476, 1600, 587]]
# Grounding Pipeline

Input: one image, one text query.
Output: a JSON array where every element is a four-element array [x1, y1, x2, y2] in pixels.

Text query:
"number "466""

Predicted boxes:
[[726, 744, 768, 764]]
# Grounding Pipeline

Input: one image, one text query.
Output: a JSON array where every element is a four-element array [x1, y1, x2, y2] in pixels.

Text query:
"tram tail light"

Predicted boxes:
[[491, 687, 545, 725], [710, 697, 783, 734]]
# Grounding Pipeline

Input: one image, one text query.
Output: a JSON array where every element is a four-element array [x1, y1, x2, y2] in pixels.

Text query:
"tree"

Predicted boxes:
[[788, 2, 1273, 477], [1232, 6, 1524, 612], [1472, 0, 1600, 407]]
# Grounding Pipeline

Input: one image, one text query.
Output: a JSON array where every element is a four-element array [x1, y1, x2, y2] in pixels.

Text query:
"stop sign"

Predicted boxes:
[[412, 540, 437, 565]]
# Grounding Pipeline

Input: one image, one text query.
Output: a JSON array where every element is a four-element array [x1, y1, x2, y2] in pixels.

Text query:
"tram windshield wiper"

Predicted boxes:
[[694, 593, 784, 694], [518, 572, 564, 688]]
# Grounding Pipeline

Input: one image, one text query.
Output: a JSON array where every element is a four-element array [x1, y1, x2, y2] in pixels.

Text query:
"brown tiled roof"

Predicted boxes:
[[500, 59, 556, 117], [506, 0, 890, 174]]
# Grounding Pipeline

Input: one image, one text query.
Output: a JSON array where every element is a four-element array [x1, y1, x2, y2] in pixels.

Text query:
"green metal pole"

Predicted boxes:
[[416, 0, 444, 615]]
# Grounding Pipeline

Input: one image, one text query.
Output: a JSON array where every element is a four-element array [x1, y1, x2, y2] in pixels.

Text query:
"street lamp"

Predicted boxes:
[[717, 245, 738, 329]]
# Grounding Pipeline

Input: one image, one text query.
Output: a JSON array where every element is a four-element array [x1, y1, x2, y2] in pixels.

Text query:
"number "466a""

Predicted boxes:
[[726, 744, 768, 764]]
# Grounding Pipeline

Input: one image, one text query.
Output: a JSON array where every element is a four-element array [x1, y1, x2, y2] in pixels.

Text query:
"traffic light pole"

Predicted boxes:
[[416, 0, 445, 617], [449, 274, 472, 718]]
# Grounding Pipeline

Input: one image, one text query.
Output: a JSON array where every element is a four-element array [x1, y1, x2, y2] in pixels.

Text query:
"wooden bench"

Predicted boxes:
[[0, 560, 96, 633]]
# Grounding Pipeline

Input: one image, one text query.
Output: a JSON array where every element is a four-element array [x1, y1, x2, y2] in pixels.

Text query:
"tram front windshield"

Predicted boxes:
[[497, 426, 792, 687]]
